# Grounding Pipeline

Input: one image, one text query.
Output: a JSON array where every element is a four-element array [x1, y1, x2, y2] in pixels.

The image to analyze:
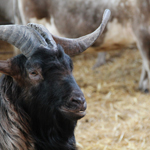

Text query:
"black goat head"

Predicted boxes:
[[0, 9, 111, 120]]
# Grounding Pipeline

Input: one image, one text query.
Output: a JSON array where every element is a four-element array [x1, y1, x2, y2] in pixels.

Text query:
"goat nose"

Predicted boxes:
[[71, 96, 85, 105]]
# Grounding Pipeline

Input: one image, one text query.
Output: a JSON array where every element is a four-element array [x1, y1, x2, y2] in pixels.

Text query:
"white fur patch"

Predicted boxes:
[[100, 18, 136, 49], [110, 0, 121, 6], [102, 0, 121, 7], [103, 0, 136, 8], [128, 0, 136, 6], [18, 0, 27, 24]]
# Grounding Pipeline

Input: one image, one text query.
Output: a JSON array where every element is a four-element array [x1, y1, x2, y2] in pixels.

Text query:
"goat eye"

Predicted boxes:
[[30, 71, 38, 76]]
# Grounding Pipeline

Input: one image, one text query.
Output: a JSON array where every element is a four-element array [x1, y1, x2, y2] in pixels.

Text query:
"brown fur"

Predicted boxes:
[[22, 0, 50, 21], [0, 95, 34, 149]]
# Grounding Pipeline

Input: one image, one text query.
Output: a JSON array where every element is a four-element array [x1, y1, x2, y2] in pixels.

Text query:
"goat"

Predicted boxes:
[[0, 9, 110, 150]]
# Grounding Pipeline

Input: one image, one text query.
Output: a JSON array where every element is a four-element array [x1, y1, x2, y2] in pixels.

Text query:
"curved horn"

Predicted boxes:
[[52, 9, 111, 56], [0, 25, 49, 57], [27, 23, 57, 50]]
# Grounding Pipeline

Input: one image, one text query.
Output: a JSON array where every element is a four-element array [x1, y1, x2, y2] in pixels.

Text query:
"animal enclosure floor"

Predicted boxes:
[[73, 49, 150, 150]]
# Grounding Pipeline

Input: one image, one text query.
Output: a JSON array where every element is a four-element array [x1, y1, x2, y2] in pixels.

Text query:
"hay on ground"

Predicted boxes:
[[73, 49, 150, 150]]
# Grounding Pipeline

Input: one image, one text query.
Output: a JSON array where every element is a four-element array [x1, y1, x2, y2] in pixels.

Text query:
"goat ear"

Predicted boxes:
[[0, 59, 12, 76]]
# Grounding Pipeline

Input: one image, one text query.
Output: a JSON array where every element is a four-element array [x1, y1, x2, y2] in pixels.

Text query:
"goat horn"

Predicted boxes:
[[52, 9, 111, 56], [0, 25, 49, 57], [27, 23, 57, 51]]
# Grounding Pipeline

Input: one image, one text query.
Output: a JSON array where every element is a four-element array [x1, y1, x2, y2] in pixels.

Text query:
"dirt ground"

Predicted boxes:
[[0, 43, 150, 150], [73, 49, 150, 150]]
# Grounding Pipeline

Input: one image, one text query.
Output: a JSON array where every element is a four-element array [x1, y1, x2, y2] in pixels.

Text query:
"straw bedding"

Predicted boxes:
[[73, 49, 150, 150]]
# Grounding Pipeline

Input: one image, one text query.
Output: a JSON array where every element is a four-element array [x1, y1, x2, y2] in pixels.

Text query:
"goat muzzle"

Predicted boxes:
[[60, 94, 87, 120]]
